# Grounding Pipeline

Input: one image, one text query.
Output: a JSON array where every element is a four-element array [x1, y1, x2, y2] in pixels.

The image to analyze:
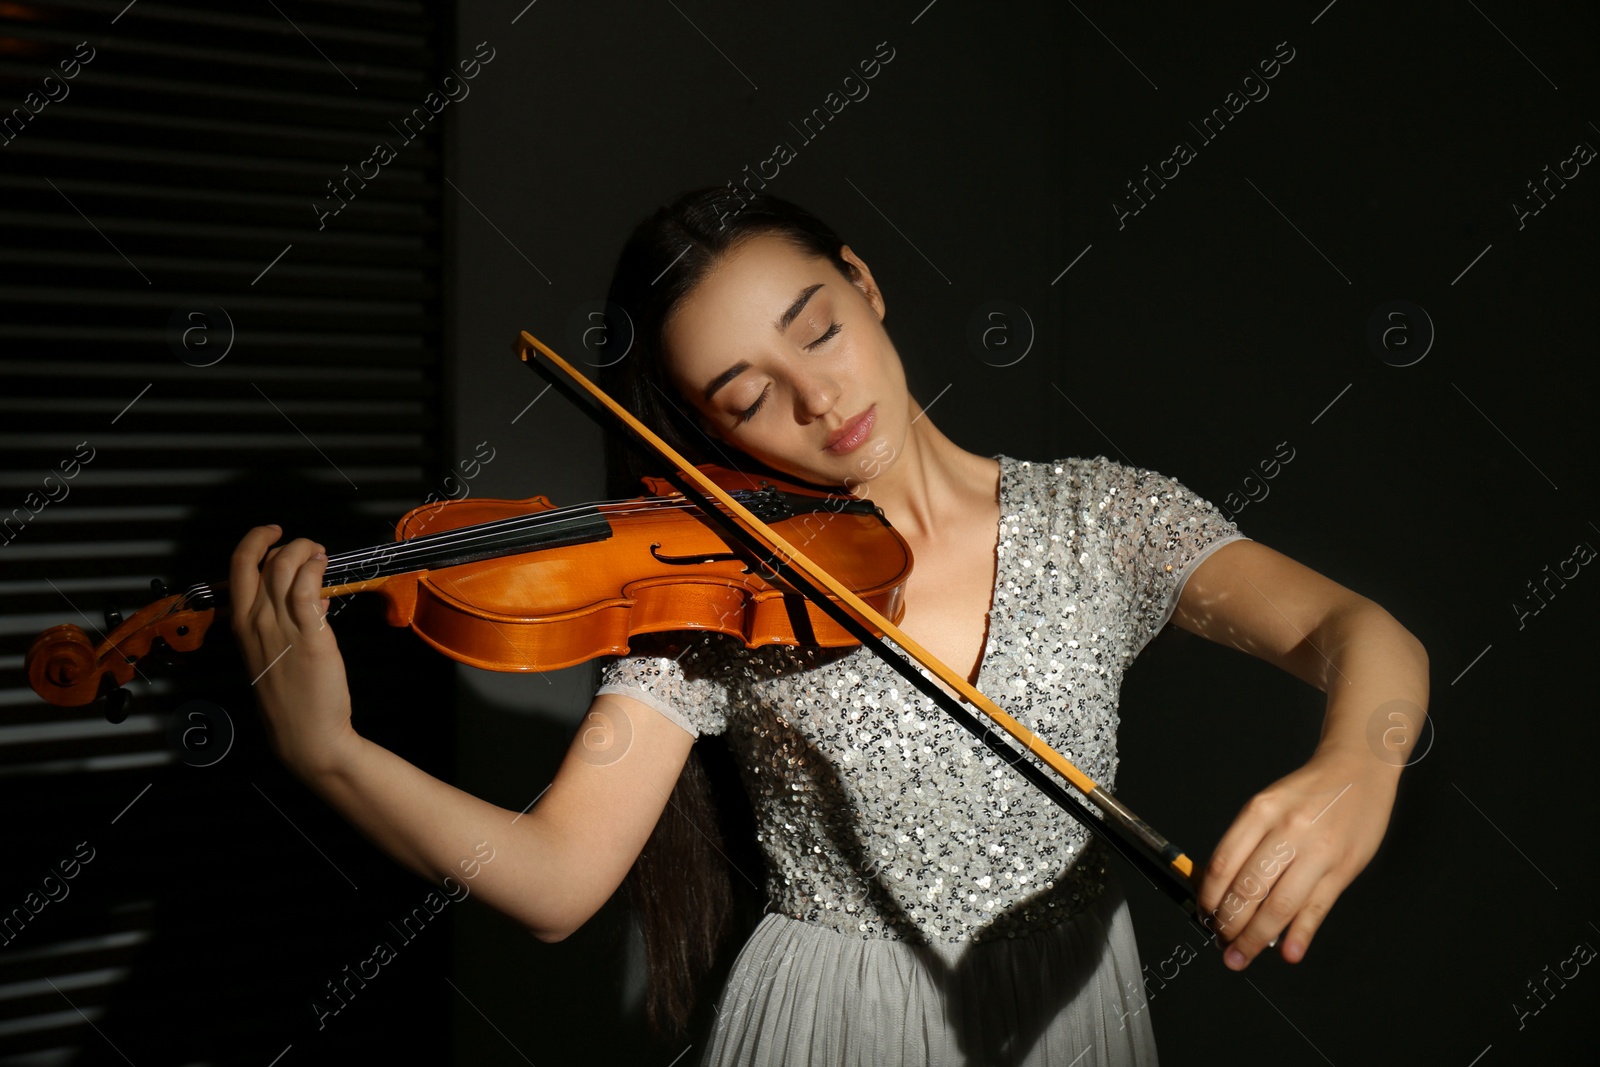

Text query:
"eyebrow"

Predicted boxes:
[[701, 282, 826, 402], [774, 282, 825, 332]]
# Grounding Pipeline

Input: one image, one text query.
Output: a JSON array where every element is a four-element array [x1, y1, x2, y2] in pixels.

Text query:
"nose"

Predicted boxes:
[[791, 371, 837, 422]]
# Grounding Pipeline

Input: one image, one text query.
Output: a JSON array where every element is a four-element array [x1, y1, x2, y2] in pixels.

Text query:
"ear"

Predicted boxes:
[[838, 245, 885, 321]]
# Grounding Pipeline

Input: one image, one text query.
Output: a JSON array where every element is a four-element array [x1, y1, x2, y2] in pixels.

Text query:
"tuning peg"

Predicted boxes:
[[104, 686, 131, 725], [104, 601, 122, 629], [150, 578, 169, 599], [147, 636, 175, 668]]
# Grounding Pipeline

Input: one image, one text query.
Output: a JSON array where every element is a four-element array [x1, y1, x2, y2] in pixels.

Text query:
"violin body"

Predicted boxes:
[[366, 470, 911, 673], [26, 465, 912, 707]]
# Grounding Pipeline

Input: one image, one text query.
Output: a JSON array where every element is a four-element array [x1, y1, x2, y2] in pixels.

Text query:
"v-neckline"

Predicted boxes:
[[967, 453, 1009, 690], [843, 455, 1010, 697]]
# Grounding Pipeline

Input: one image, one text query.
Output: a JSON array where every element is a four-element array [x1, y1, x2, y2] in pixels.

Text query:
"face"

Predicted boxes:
[[661, 232, 910, 490]]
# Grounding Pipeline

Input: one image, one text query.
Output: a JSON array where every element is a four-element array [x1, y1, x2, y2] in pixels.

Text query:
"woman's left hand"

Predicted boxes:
[[1195, 749, 1400, 969]]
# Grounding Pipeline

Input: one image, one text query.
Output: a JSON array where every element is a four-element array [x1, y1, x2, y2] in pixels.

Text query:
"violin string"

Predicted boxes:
[[322, 497, 631, 568], [328, 474, 850, 575], [320, 500, 743, 580], [317, 492, 779, 584], [320, 496, 679, 578], [317, 471, 860, 584]]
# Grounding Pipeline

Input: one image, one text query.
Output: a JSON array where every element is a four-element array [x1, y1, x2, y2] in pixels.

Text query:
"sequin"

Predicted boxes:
[[596, 454, 1248, 944]]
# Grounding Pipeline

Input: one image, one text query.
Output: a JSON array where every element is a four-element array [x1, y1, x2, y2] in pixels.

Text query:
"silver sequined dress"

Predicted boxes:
[[596, 455, 1249, 1066]]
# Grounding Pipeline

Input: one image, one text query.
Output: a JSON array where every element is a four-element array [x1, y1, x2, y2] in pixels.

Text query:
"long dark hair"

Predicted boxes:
[[598, 187, 861, 1040]]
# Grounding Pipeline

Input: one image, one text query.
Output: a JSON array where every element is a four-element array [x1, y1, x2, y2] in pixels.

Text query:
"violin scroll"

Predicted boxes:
[[26, 595, 217, 708], [26, 624, 100, 707]]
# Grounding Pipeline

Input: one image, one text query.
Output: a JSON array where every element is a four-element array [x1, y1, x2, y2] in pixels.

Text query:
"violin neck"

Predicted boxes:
[[319, 506, 612, 588], [177, 505, 614, 613]]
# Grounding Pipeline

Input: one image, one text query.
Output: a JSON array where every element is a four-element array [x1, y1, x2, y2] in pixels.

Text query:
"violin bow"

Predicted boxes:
[[516, 330, 1220, 942]]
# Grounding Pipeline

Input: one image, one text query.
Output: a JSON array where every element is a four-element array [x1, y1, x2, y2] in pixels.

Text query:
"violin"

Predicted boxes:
[[25, 465, 912, 710]]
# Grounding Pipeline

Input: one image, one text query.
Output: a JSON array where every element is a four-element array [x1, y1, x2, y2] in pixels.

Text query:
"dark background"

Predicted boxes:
[[2, 1, 1596, 1064]]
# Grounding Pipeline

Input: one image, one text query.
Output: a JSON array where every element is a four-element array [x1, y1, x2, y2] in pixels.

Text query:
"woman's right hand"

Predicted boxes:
[[229, 525, 360, 780]]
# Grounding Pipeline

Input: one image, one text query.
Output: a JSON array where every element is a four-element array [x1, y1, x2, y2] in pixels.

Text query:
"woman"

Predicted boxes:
[[230, 188, 1429, 1065]]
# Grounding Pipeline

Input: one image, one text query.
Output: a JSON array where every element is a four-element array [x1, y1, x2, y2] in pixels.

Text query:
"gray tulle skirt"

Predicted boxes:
[[697, 872, 1160, 1066]]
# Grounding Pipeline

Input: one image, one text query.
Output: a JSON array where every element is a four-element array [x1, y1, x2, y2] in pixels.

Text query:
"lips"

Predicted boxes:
[[822, 404, 876, 454]]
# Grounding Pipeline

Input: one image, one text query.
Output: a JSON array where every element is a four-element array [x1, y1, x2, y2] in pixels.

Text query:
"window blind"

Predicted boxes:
[[0, 2, 456, 1061]]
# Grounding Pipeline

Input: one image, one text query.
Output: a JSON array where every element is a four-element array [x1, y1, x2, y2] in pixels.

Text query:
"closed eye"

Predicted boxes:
[[739, 322, 841, 423], [740, 384, 770, 423], [805, 322, 842, 350]]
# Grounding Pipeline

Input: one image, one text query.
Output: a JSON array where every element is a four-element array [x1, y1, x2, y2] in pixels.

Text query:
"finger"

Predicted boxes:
[[260, 538, 322, 622], [286, 546, 329, 633], [229, 525, 283, 631], [1209, 884, 1259, 945], [1210, 839, 1293, 946], [1219, 847, 1318, 970], [1198, 798, 1275, 925], [1276, 873, 1340, 964]]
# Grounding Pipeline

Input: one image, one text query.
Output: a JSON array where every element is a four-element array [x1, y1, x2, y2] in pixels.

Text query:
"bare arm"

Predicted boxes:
[[1169, 539, 1429, 968], [231, 525, 696, 942]]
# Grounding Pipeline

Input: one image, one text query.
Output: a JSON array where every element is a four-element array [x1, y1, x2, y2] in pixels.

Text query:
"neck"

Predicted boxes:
[[854, 399, 999, 541]]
